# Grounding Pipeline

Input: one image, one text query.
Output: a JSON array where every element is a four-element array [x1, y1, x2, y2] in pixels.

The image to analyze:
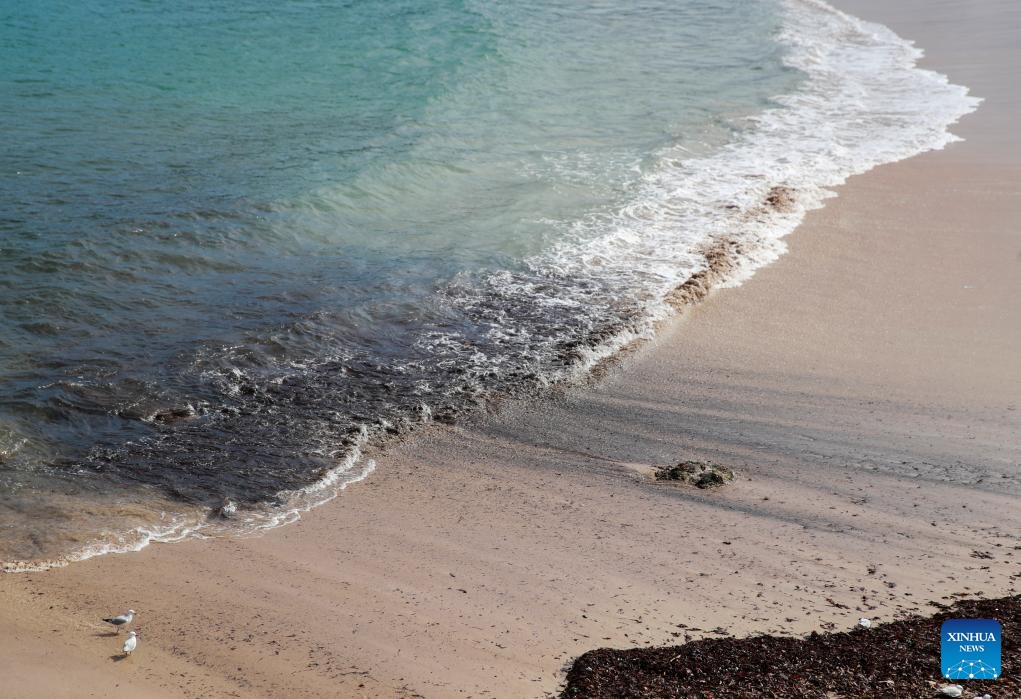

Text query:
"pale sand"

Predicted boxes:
[[2, 1, 1020, 697]]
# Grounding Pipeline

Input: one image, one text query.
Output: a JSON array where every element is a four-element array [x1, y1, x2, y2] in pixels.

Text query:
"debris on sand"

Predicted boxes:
[[561, 595, 1019, 699], [654, 461, 734, 489]]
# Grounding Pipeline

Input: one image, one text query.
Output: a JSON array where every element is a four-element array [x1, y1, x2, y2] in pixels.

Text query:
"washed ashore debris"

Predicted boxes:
[[666, 187, 800, 311], [857, 617, 872, 629], [666, 238, 742, 309], [764, 184, 798, 213], [654, 461, 734, 489], [101, 609, 135, 633], [560, 594, 1018, 698], [936, 686, 963, 697], [219, 499, 238, 518]]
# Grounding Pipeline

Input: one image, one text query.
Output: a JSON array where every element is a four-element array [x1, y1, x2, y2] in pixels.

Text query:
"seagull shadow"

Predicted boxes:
[[109, 654, 129, 662], [94, 631, 121, 638]]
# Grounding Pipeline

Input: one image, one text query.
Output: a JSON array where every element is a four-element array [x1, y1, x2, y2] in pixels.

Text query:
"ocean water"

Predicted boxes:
[[0, 0, 977, 569]]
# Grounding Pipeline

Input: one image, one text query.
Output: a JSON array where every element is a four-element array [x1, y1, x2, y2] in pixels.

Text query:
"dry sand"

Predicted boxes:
[[2, 1, 1020, 697]]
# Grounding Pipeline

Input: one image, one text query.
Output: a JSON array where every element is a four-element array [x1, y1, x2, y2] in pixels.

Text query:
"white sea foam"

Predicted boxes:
[[2, 510, 201, 573], [2, 451, 376, 573], [518, 0, 979, 347]]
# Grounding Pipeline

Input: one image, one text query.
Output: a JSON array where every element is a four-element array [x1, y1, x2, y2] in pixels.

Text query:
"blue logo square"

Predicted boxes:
[[941, 619, 1001, 680]]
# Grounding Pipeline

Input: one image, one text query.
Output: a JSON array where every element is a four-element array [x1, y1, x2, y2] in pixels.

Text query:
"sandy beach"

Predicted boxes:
[[2, 1, 1020, 697]]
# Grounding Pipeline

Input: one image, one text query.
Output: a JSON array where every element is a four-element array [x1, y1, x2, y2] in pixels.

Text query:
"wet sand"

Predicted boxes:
[[2, 1, 1020, 697]]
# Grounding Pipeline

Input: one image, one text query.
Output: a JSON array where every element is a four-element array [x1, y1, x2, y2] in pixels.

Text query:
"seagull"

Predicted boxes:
[[102, 609, 135, 633], [122, 631, 138, 656]]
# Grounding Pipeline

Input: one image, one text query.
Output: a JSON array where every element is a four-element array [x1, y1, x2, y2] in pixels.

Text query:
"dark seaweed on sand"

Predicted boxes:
[[654, 461, 734, 489], [561, 595, 1019, 698]]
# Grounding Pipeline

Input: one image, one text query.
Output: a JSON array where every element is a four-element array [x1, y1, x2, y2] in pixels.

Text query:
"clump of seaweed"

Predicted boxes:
[[764, 184, 798, 212], [561, 595, 1021, 699], [665, 238, 743, 310], [654, 461, 734, 489]]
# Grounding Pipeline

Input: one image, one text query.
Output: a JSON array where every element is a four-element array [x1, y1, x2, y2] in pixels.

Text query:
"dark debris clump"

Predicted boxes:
[[561, 595, 1019, 698], [654, 461, 735, 489]]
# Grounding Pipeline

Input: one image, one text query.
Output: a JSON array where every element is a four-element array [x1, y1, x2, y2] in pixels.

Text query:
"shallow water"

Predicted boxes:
[[0, 0, 977, 567]]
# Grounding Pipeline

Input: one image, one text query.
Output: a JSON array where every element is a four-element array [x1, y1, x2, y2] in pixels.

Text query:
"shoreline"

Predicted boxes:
[[3, 0, 1021, 697]]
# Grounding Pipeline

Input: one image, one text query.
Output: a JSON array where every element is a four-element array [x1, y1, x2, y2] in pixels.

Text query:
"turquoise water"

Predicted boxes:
[[0, 0, 977, 566]]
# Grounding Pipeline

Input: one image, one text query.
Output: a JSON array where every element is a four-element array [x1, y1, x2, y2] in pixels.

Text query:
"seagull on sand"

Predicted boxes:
[[102, 609, 135, 633], [122, 631, 138, 656]]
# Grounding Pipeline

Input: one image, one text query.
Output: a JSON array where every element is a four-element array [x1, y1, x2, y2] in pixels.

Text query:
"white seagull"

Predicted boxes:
[[102, 609, 135, 633], [122, 631, 138, 656]]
